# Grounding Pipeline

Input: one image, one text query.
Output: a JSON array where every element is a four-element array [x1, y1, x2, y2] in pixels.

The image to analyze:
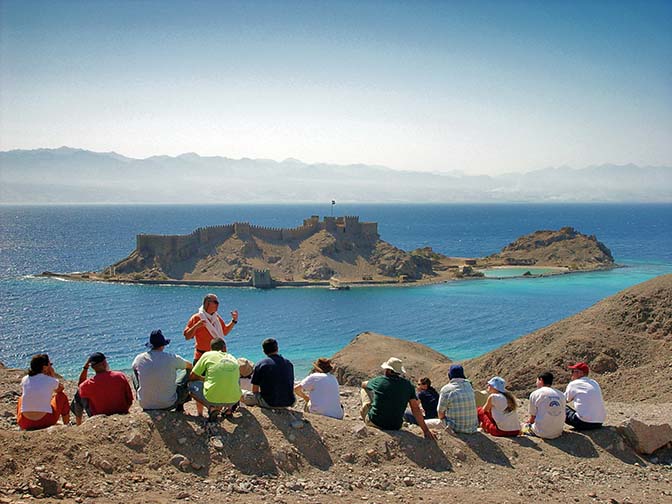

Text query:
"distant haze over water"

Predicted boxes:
[[1, 203, 670, 379], [1, 148, 670, 203]]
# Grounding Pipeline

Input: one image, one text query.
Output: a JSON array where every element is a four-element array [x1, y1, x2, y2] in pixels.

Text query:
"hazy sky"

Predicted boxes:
[[1, 0, 671, 175]]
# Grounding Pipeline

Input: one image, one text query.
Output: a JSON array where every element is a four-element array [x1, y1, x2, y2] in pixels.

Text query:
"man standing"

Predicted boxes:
[[71, 352, 133, 425], [244, 338, 295, 408], [184, 294, 238, 416], [188, 338, 242, 422], [132, 330, 192, 412], [360, 357, 436, 440], [434, 364, 479, 434], [522, 371, 566, 439], [564, 362, 606, 430], [184, 294, 239, 363]]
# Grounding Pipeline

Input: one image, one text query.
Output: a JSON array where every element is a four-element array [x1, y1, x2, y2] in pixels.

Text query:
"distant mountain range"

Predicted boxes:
[[1, 147, 670, 203]]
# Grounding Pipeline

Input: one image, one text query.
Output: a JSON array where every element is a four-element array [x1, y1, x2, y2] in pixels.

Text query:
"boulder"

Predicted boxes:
[[617, 418, 672, 455]]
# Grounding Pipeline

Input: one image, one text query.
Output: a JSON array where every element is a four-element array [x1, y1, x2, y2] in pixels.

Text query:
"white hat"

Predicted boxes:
[[381, 357, 406, 375]]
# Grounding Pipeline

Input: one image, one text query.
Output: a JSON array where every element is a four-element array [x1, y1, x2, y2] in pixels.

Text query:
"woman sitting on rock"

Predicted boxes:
[[16, 354, 70, 430], [294, 358, 344, 419], [477, 376, 520, 437]]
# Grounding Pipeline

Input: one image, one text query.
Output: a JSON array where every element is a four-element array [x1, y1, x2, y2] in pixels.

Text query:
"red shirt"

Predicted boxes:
[[79, 371, 133, 416]]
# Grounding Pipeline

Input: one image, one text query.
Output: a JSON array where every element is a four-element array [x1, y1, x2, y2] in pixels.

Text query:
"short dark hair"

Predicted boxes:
[[262, 338, 278, 355], [29, 354, 50, 376], [538, 371, 554, 386], [210, 338, 226, 352], [419, 377, 431, 387]]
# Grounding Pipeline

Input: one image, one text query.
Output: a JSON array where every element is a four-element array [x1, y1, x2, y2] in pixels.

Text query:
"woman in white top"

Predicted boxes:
[[477, 376, 520, 437], [294, 358, 344, 419], [17, 354, 70, 430]]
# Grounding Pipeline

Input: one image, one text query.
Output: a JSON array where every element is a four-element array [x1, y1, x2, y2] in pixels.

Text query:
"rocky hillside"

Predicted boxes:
[[430, 274, 672, 402], [483, 226, 615, 269]]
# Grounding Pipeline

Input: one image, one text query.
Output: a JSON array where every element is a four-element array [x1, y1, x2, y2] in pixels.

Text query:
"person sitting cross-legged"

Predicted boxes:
[[188, 338, 242, 422], [426, 364, 479, 434], [294, 358, 344, 419]]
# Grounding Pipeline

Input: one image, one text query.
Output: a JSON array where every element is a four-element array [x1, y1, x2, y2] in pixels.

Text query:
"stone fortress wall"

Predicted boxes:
[[135, 216, 379, 258]]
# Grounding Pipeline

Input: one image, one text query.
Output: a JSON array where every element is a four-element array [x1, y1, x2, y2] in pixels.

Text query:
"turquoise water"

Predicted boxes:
[[1, 204, 670, 379], [479, 267, 566, 278]]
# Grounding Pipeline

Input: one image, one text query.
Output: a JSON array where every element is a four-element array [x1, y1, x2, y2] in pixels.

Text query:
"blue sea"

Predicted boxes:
[[1, 204, 671, 380]]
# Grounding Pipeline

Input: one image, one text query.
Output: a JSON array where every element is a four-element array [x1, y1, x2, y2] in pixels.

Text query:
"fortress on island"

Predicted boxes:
[[135, 216, 379, 260], [40, 218, 615, 288]]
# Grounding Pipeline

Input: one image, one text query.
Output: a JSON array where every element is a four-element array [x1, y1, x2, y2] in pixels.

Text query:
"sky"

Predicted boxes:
[[1, 0, 671, 175]]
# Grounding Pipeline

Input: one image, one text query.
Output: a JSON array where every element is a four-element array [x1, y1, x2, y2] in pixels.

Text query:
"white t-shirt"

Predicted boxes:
[[490, 393, 520, 432], [132, 350, 190, 410], [21, 374, 59, 413], [565, 377, 606, 423], [299, 372, 343, 419], [529, 386, 566, 439]]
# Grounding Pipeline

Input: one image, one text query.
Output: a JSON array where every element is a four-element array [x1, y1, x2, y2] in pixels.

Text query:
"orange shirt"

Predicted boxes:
[[185, 313, 234, 360]]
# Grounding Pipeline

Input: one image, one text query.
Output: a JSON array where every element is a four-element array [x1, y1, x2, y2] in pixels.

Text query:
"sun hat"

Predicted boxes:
[[487, 376, 507, 393], [448, 364, 466, 379], [568, 362, 589, 374], [87, 352, 106, 366], [381, 357, 405, 375], [147, 329, 171, 349], [237, 357, 254, 378], [312, 357, 334, 374]]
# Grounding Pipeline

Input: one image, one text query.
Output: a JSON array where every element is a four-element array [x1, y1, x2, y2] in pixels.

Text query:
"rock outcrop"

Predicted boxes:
[[330, 331, 451, 385], [483, 226, 614, 269]]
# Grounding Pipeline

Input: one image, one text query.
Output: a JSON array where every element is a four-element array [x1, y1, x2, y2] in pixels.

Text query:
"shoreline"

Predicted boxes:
[[38, 263, 620, 289]]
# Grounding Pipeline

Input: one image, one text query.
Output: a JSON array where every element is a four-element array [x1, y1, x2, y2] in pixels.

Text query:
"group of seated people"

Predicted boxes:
[[359, 358, 606, 440], [15, 293, 606, 438], [16, 329, 345, 429]]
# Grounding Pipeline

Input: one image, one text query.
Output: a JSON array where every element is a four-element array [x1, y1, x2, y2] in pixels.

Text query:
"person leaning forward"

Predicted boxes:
[[360, 357, 436, 440]]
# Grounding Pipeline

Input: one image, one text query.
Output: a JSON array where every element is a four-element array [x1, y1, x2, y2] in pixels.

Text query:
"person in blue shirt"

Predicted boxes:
[[404, 376, 439, 424]]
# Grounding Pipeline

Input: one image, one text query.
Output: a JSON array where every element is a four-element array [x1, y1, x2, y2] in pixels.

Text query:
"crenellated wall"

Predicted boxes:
[[135, 216, 378, 257]]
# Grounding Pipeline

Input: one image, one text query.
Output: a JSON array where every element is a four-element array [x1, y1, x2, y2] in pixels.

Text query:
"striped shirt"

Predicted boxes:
[[437, 378, 479, 433]]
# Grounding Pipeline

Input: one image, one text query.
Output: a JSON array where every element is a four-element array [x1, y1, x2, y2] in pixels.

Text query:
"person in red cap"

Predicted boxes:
[[564, 362, 606, 430]]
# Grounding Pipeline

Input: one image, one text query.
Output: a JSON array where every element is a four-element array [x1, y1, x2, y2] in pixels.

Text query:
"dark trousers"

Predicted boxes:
[[565, 405, 602, 430], [70, 391, 91, 418]]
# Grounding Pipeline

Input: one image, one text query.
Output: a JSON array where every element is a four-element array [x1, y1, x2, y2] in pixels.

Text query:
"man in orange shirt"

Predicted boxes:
[[184, 293, 238, 416]]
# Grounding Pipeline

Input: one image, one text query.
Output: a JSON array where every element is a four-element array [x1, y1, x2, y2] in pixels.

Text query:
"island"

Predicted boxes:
[[41, 217, 616, 287]]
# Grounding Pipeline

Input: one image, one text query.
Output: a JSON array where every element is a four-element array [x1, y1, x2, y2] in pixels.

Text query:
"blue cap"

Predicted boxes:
[[487, 376, 507, 393], [448, 364, 466, 379]]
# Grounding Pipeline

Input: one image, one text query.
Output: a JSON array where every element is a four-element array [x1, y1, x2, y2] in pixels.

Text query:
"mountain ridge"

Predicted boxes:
[[1, 147, 670, 203]]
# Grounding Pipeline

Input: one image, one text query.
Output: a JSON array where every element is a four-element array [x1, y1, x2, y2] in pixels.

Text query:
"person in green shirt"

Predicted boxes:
[[360, 357, 436, 440], [188, 338, 241, 422]]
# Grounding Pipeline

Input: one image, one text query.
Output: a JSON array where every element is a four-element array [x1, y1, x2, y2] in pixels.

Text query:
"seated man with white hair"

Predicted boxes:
[[360, 357, 435, 439]]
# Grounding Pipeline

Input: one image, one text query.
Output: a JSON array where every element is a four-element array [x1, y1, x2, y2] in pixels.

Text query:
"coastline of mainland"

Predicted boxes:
[[1, 274, 671, 503], [39, 216, 618, 288]]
